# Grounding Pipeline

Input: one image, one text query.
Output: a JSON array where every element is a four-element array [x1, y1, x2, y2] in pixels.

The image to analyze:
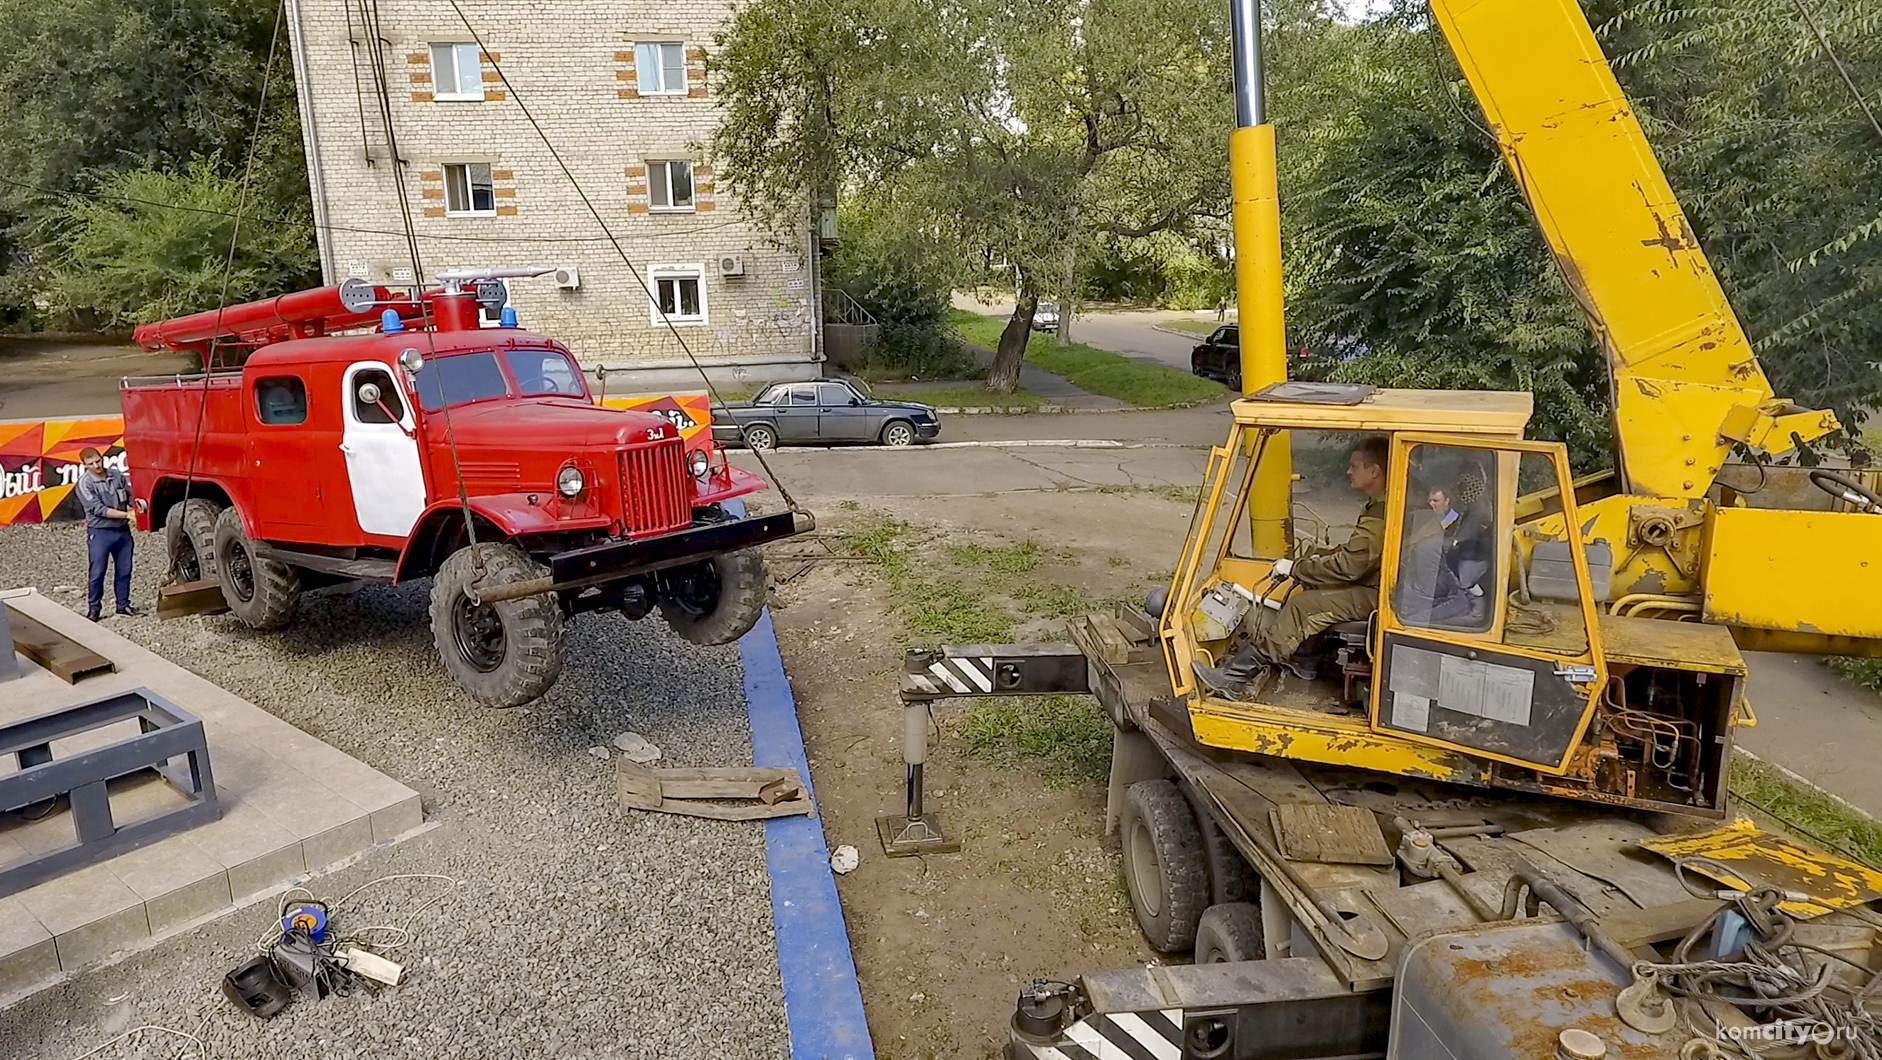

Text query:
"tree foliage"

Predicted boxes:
[[713, 0, 1234, 388], [0, 0, 310, 327], [36, 157, 319, 328]]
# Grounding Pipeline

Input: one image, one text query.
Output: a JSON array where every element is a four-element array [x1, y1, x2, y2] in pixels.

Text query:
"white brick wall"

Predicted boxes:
[[284, 0, 819, 376]]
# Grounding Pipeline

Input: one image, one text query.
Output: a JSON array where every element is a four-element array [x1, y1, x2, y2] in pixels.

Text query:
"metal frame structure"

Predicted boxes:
[[0, 688, 220, 897]]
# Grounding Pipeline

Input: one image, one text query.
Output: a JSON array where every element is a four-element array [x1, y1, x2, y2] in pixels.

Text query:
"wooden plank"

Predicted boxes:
[[5, 605, 114, 683], [1271, 804, 1394, 866], [1084, 615, 1133, 666], [615, 760, 813, 820], [1597, 897, 1727, 948], [157, 579, 230, 620]]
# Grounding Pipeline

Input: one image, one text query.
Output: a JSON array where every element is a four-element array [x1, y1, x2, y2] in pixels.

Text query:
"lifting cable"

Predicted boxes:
[[170, 1, 287, 582], [357, 0, 482, 553], [443, 0, 805, 513]]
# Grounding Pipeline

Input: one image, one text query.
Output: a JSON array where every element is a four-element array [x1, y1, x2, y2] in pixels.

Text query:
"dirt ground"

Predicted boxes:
[[0, 336, 188, 421], [761, 490, 1209, 1060]]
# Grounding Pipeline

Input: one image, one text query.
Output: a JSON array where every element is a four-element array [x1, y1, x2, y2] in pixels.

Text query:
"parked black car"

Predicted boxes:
[[1190, 326, 1367, 390], [711, 378, 942, 450]]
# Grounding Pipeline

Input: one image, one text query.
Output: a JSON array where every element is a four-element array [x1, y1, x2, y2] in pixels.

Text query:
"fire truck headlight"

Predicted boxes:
[[556, 464, 585, 497], [689, 449, 711, 478]]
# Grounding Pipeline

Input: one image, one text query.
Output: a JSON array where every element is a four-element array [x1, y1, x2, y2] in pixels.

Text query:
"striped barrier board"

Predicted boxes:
[[1015, 1010, 1186, 1060]]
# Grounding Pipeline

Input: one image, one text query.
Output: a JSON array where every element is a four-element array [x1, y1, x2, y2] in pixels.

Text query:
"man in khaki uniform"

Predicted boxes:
[[1194, 436, 1390, 697]]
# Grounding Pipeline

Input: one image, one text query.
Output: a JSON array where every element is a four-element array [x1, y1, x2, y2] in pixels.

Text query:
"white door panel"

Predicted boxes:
[[341, 361, 427, 537]]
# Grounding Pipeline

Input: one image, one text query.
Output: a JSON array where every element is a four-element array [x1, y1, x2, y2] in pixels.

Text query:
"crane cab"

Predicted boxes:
[[1162, 383, 1745, 816]]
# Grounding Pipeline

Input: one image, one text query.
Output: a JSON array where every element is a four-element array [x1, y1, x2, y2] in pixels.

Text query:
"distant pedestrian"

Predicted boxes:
[[1214, 296, 1229, 322], [75, 447, 137, 620]]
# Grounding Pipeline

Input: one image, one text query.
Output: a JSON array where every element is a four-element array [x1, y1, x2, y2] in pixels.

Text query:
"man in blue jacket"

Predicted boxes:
[[75, 447, 137, 621]]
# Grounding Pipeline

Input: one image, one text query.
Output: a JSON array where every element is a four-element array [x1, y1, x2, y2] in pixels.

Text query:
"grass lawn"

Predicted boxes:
[[1158, 316, 1232, 337], [949, 309, 1228, 408]]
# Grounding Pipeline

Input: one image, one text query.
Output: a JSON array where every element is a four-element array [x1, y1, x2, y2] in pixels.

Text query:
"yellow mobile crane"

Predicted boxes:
[[874, 0, 1882, 1057]]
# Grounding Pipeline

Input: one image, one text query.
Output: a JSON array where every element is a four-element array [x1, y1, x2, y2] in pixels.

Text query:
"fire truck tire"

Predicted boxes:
[[165, 498, 222, 583], [657, 548, 768, 646], [429, 544, 564, 709], [1121, 779, 1210, 953], [1195, 903, 1265, 964], [1183, 783, 1259, 905], [213, 507, 301, 629]]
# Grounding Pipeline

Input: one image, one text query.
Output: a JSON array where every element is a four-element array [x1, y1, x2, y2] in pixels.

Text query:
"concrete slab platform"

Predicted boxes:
[[0, 588, 424, 989]]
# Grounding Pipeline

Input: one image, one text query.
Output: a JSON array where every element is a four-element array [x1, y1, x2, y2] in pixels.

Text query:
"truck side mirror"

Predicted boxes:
[[357, 382, 382, 405]]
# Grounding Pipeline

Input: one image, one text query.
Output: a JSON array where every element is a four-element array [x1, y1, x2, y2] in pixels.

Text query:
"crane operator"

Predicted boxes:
[[1192, 436, 1389, 698]]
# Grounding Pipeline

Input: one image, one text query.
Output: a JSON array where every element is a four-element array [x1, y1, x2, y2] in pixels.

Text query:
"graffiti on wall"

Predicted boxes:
[[0, 418, 127, 526], [0, 395, 712, 528]]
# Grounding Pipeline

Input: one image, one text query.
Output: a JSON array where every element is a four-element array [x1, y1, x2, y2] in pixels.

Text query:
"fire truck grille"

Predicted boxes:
[[618, 439, 692, 537]]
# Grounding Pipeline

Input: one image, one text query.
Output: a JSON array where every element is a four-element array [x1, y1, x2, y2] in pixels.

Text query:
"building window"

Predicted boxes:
[[443, 163, 496, 216], [635, 42, 685, 95], [430, 43, 483, 100], [648, 263, 707, 325], [648, 160, 695, 211]]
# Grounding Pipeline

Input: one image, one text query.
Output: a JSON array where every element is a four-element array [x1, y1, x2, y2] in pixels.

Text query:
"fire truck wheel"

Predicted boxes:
[[213, 507, 301, 629], [1195, 903, 1265, 964], [429, 543, 565, 709], [656, 548, 768, 646], [165, 498, 222, 583], [1121, 779, 1210, 953]]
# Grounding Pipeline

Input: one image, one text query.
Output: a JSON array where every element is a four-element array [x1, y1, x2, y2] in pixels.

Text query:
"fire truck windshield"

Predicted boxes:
[[415, 352, 509, 411], [505, 349, 582, 397]]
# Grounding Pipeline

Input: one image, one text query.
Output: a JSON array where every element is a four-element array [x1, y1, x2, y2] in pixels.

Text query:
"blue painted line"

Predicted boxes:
[[733, 500, 874, 1058]]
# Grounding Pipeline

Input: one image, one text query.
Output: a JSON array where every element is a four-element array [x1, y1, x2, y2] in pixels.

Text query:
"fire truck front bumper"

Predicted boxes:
[[554, 509, 811, 586]]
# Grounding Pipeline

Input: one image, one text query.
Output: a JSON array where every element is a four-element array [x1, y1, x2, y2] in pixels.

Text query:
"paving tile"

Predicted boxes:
[[370, 795, 426, 843], [3, 810, 76, 857], [304, 816, 373, 873], [12, 863, 150, 970], [241, 770, 368, 841], [0, 931, 57, 999], [0, 831, 30, 870], [0, 895, 51, 961], [107, 842, 232, 936], [182, 805, 306, 901]]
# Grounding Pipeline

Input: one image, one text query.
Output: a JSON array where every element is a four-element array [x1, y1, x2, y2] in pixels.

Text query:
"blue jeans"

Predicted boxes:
[[87, 525, 133, 615]]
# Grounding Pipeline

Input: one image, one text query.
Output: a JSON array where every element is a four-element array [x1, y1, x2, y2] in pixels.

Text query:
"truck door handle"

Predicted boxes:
[[339, 443, 354, 454]]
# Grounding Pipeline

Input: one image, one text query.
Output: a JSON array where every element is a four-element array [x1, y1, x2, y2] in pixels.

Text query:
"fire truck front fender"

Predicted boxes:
[[394, 496, 611, 583]]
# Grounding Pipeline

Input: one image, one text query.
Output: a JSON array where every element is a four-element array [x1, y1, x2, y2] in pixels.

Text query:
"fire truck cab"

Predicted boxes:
[[123, 270, 809, 707]]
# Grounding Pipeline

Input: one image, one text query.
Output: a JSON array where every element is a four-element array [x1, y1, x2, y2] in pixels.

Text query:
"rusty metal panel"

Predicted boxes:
[[1637, 818, 1882, 918], [1702, 507, 1882, 640]]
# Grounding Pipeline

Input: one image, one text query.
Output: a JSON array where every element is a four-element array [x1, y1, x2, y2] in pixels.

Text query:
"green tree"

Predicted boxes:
[[713, 0, 1233, 390], [36, 157, 319, 329]]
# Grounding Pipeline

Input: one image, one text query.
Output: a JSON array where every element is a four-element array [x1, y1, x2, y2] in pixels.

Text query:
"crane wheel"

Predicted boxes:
[[1195, 903, 1265, 964], [1121, 779, 1210, 953], [1184, 783, 1259, 905], [213, 507, 300, 630], [166, 498, 222, 583], [656, 548, 768, 646], [429, 543, 564, 709]]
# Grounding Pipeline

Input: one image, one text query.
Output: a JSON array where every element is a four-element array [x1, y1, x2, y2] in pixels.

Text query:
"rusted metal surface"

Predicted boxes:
[[1638, 818, 1882, 917]]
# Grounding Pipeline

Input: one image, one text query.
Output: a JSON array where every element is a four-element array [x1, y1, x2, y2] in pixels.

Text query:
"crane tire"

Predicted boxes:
[[213, 506, 300, 630], [1121, 779, 1210, 953], [1195, 902, 1266, 964], [166, 498, 222, 583], [657, 548, 768, 646], [430, 543, 564, 708], [1183, 782, 1259, 905]]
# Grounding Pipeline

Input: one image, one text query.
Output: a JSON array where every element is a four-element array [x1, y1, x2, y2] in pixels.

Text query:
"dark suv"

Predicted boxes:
[[1191, 326, 1367, 390]]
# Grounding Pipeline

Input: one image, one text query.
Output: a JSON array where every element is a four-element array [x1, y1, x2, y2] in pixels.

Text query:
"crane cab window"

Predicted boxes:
[[351, 368, 405, 424], [1394, 444, 1499, 634], [254, 377, 308, 425]]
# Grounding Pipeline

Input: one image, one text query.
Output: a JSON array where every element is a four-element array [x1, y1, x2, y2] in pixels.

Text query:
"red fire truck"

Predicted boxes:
[[123, 268, 810, 707]]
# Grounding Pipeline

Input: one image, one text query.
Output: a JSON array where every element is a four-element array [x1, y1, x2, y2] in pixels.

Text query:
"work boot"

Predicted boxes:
[[1192, 647, 1269, 699]]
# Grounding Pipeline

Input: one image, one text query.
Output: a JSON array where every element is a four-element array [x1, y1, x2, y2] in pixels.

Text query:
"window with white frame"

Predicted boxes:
[[648, 263, 707, 325], [647, 160, 695, 211], [635, 42, 686, 95], [430, 43, 484, 100], [443, 163, 496, 216]]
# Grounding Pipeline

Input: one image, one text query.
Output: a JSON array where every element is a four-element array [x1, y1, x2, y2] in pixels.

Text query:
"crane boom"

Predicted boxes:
[[1428, 0, 1839, 499]]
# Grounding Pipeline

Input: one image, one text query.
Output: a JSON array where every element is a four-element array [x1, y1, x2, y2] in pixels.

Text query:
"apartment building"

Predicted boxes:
[[283, 0, 823, 388]]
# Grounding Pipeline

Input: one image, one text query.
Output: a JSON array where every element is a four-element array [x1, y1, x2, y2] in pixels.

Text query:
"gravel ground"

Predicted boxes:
[[0, 524, 790, 1060]]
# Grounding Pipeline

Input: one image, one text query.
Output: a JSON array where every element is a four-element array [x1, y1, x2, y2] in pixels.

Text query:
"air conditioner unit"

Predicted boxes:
[[553, 266, 581, 289], [717, 255, 745, 278]]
